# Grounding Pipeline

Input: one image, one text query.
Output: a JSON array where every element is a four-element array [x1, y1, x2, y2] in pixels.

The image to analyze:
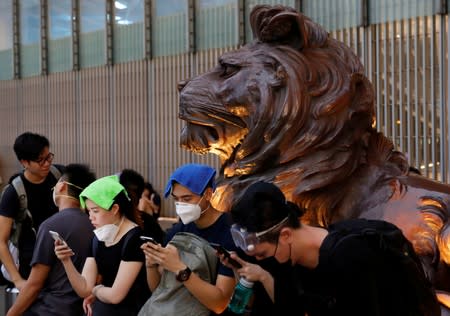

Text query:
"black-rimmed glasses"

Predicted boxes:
[[33, 152, 54, 166]]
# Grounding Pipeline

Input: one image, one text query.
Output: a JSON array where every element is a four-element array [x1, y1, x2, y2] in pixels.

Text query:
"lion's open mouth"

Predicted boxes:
[[180, 122, 218, 154]]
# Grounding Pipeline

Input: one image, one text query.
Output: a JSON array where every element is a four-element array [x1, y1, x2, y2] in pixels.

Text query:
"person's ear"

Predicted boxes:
[[57, 181, 67, 194], [278, 227, 292, 244], [204, 188, 213, 201], [21, 159, 30, 169], [110, 203, 120, 215]]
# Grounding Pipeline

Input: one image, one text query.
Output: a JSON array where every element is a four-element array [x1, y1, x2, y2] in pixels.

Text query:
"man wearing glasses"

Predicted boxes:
[[0, 132, 64, 291]]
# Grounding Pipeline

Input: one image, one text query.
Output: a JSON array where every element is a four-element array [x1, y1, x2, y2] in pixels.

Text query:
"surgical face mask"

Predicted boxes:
[[52, 187, 57, 206], [175, 195, 206, 224], [52, 181, 84, 206], [93, 217, 123, 243], [52, 180, 61, 206]]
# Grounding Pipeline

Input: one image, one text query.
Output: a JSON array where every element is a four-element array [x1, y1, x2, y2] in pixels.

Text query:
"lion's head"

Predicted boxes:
[[178, 5, 405, 220]]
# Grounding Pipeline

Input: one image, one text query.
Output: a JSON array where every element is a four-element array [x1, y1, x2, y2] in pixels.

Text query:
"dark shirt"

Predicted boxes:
[[165, 212, 237, 278], [273, 222, 424, 316], [26, 208, 94, 316], [0, 165, 63, 278], [92, 226, 149, 315]]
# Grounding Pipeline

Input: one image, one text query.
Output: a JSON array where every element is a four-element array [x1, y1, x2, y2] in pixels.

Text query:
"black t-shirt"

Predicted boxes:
[[0, 165, 63, 278], [273, 224, 422, 316], [92, 226, 149, 315]]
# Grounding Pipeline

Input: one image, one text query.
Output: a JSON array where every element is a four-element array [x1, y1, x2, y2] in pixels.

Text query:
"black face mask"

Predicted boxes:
[[255, 241, 295, 267], [276, 242, 293, 265]]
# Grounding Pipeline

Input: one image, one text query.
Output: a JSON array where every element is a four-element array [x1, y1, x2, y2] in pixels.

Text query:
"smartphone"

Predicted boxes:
[[209, 242, 242, 268], [140, 236, 158, 245], [49, 230, 66, 244]]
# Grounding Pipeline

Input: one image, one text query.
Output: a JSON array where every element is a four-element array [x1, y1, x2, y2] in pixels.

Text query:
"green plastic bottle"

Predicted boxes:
[[228, 277, 254, 314]]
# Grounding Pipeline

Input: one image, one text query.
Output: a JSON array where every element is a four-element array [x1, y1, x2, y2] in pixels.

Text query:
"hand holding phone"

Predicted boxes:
[[209, 242, 242, 268], [49, 230, 66, 244], [140, 236, 158, 245]]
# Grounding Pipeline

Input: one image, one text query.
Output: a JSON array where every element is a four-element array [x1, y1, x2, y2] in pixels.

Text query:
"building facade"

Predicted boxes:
[[0, 0, 448, 216]]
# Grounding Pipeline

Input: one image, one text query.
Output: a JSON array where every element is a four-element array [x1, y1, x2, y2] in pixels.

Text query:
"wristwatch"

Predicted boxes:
[[176, 266, 192, 282]]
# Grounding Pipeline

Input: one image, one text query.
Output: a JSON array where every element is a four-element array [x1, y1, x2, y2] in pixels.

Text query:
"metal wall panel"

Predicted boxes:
[[0, 80, 21, 185], [47, 71, 79, 165], [77, 67, 112, 177], [112, 61, 149, 175], [331, 14, 448, 181]]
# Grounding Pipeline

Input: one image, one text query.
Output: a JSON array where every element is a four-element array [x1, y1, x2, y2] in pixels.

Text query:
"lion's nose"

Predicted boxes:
[[177, 79, 189, 92]]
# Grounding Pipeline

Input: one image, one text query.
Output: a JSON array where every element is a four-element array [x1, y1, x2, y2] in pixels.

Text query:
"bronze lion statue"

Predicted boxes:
[[177, 4, 450, 312]]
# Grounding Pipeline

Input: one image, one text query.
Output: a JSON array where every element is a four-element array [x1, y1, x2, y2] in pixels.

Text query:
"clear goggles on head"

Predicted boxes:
[[230, 217, 289, 252]]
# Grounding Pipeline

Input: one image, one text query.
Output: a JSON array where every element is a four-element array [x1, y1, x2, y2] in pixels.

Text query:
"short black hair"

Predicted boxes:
[[119, 169, 145, 208], [60, 164, 96, 198], [144, 181, 161, 206], [13, 132, 50, 161], [231, 181, 301, 235], [118, 169, 145, 228]]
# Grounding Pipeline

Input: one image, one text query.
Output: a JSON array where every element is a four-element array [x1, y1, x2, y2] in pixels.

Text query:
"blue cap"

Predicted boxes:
[[164, 164, 216, 198]]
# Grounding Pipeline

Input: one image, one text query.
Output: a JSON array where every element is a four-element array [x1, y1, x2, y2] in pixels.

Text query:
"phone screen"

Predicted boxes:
[[140, 236, 158, 244], [209, 242, 229, 256], [209, 243, 242, 268], [49, 230, 65, 244]]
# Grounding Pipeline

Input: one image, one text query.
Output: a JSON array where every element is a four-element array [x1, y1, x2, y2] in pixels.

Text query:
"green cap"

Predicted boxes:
[[80, 175, 129, 210]]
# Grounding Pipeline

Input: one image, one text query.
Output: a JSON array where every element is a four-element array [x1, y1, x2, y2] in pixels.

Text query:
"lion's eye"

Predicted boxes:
[[220, 63, 240, 78]]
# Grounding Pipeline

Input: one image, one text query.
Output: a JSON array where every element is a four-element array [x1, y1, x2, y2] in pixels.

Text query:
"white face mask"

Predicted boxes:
[[52, 188, 57, 206], [93, 217, 123, 243], [53, 181, 84, 207], [175, 196, 206, 225]]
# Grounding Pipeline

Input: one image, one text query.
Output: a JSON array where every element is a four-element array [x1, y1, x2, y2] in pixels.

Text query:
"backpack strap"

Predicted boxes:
[[49, 165, 62, 180], [10, 166, 60, 216], [6, 167, 61, 248], [11, 176, 27, 218], [9, 175, 34, 247]]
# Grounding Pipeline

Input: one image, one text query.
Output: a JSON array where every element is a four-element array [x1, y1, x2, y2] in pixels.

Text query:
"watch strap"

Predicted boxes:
[[176, 266, 192, 282]]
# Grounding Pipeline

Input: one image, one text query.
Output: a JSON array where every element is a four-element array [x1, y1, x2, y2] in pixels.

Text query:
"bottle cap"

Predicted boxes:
[[240, 277, 254, 288]]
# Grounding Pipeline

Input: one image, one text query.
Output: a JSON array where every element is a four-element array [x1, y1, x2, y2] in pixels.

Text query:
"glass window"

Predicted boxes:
[[48, 0, 72, 73], [0, 0, 13, 80], [370, 0, 442, 24], [152, 0, 188, 56], [80, 0, 106, 68], [303, 0, 361, 31], [20, 0, 41, 77], [196, 0, 238, 50], [114, 0, 145, 63]]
